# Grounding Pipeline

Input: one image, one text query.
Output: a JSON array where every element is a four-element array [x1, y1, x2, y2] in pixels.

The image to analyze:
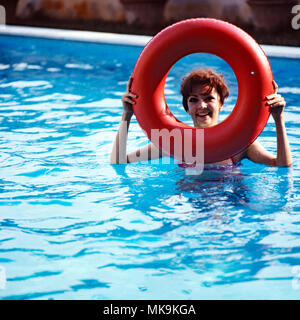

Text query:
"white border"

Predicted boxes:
[[0, 25, 152, 47], [0, 25, 299, 58]]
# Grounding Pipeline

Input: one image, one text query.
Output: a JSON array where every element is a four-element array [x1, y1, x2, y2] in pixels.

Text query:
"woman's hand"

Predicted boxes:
[[265, 80, 286, 122], [121, 77, 137, 117], [247, 80, 292, 167]]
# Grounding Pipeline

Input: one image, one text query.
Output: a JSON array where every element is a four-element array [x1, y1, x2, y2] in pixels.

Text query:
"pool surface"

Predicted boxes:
[[0, 34, 299, 300]]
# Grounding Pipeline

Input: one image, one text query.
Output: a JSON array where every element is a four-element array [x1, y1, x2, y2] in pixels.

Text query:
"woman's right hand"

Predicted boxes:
[[121, 77, 137, 116]]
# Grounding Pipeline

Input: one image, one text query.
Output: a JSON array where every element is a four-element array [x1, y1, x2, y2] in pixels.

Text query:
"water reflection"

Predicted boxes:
[[110, 162, 295, 286], [111, 162, 250, 216], [176, 164, 250, 210]]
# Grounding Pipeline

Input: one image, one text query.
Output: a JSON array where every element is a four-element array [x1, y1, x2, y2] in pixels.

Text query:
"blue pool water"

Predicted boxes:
[[0, 34, 299, 300]]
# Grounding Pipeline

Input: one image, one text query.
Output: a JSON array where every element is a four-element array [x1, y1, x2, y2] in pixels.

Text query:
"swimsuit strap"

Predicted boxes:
[[178, 157, 237, 168]]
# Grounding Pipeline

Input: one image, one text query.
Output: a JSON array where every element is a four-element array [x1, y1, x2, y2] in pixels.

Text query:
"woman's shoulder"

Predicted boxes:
[[233, 140, 273, 164], [231, 142, 255, 164]]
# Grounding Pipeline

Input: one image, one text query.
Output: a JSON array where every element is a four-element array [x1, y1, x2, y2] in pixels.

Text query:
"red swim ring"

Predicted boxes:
[[131, 18, 274, 163]]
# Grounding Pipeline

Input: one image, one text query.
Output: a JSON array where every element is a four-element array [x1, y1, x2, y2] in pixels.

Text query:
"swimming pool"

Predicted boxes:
[[0, 28, 299, 300]]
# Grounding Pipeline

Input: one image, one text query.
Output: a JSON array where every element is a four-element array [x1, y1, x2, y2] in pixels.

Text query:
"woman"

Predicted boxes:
[[110, 68, 292, 167]]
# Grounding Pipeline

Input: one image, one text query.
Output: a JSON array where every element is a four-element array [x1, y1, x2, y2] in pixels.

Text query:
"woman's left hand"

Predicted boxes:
[[265, 80, 286, 121]]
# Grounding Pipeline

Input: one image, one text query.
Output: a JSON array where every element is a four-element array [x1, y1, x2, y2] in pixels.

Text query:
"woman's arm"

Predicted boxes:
[[244, 81, 292, 167], [110, 78, 163, 164], [110, 110, 133, 164]]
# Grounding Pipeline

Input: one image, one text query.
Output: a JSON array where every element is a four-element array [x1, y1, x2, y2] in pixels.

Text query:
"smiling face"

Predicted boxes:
[[186, 84, 223, 128]]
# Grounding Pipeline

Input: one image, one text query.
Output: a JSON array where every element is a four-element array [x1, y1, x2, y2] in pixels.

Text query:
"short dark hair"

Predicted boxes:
[[180, 68, 230, 112]]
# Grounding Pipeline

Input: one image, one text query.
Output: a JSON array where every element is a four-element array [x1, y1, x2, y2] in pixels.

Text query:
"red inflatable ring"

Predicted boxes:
[[131, 18, 274, 163]]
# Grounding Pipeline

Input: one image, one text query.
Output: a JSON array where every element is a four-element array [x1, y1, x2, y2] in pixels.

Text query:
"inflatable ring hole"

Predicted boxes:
[[165, 52, 238, 127]]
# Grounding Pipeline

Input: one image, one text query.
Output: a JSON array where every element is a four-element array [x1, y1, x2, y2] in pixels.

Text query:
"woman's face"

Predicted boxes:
[[186, 84, 223, 128]]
